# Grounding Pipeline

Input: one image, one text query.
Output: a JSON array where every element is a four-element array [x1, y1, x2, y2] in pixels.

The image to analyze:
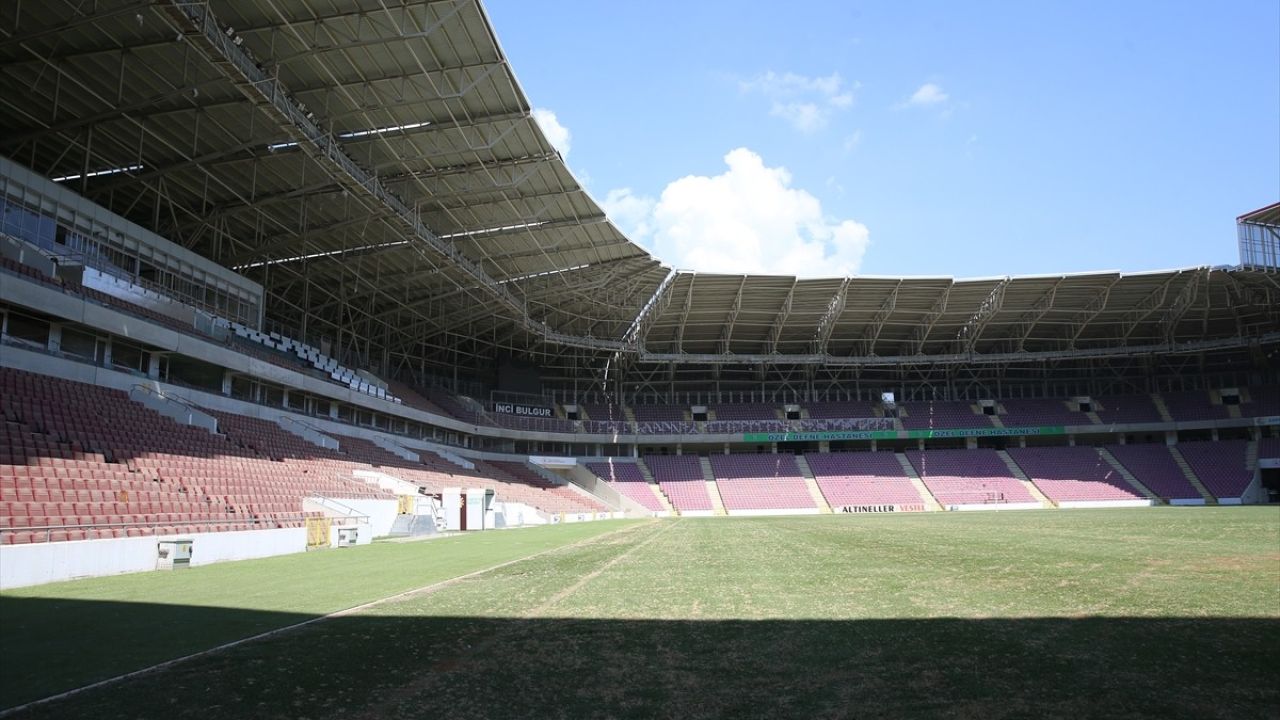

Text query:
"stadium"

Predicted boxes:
[[0, 1, 1277, 718]]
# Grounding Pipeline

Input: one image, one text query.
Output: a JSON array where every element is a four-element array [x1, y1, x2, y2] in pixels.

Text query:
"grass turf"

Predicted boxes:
[[2, 507, 1278, 719]]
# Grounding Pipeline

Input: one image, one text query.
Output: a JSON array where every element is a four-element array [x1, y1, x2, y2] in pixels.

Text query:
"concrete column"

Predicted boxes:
[[770, 442, 778, 454], [1211, 428, 1220, 441], [1165, 430, 1178, 446], [101, 337, 112, 367], [47, 323, 62, 353], [820, 440, 831, 452], [1018, 436, 1027, 448], [329, 401, 339, 419], [221, 370, 233, 396], [1067, 434, 1076, 447], [965, 437, 978, 450], [146, 352, 161, 380], [282, 389, 290, 408]]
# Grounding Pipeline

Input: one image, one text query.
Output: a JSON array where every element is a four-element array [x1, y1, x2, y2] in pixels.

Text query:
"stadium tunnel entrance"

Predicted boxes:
[[1261, 468, 1280, 503]]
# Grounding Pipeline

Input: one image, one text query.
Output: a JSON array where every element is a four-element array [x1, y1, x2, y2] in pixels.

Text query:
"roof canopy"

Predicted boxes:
[[1, 0, 1276, 368]]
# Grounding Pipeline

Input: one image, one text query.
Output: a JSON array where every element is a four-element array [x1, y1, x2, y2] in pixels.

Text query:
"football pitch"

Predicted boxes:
[[2, 507, 1278, 719]]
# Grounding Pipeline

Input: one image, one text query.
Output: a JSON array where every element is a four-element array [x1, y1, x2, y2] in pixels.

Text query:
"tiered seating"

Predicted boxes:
[[1105, 444, 1201, 500], [382, 379, 452, 417], [633, 405, 696, 434], [479, 461, 604, 514], [1242, 387, 1280, 417], [0, 254, 63, 290], [578, 404, 626, 433], [1260, 437, 1280, 460], [905, 449, 1036, 506], [998, 399, 1091, 427], [708, 454, 815, 511], [711, 404, 778, 421], [643, 455, 712, 511], [581, 404, 624, 422], [0, 368, 378, 544], [899, 401, 993, 430], [1006, 446, 1140, 503], [227, 322, 404, 404], [803, 401, 880, 419], [318, 431, 603, 514], [803, 452, 924, 509], [1161, 391, 1231, 422], [586, 460, 664, 511], [1094, 395, 1163, 425], [424, 389, 484, 423], [1176, 440, 1253, 499]]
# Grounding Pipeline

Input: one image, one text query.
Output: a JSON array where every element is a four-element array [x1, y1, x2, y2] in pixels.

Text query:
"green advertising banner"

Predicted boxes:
[[741, 426, 1067, 443]]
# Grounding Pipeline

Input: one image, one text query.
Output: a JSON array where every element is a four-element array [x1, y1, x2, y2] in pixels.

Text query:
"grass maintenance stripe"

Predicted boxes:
[[0, 520, 654, 717]]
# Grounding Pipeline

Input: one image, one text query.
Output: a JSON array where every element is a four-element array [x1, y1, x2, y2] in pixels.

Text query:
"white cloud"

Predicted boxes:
[[601, 188, 656, 241], [606, 148, 870, 278], [531, 108, 571, 158], [905, 82, 948, 107], [740, 71, 858, 133], [769, 102, 826, 133], [842, 130, 863, 153]]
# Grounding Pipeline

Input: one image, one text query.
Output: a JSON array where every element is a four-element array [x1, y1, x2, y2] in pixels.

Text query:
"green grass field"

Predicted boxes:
[[2, 507, 1278, 719]]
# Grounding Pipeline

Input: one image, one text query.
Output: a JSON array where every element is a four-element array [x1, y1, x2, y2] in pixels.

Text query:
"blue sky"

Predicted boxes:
[[485, 0, 1280, 278]]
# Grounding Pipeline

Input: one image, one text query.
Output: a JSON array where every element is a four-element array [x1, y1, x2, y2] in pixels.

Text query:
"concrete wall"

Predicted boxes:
[[1055, 499, 1153, 509], [945, 502, 1043, 512], [0, 527, 304, 590]]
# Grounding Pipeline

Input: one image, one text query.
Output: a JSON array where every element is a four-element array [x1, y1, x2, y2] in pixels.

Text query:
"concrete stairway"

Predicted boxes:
[[793, 455, 832, 513], [1246, 440, 1259, 472], [997, 450, 1056, 508], [1151, 394, 1175, 423], [1168, 446, 1218, 504], [1085, 410, 1104, 425], [635, 458, 677, 515], [989, 412, 1005, 428], [699, 456, 728, 516], [1095, 447, 1163, 503], [894, 453, 943, 511]]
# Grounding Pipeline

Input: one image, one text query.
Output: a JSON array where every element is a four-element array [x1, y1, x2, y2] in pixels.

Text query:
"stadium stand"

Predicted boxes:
[[1095, 395, 1164, 425], [1005, 446, 1142, 503], [803, 452, 926, 510], [0, 368, 375, 543], [997, 399, 1092, 427], [1175, 440, 1254, 500], [643, 455, 713, 512], [802, 400, 881, 419], [1161, 391, 1231, 422], [1104, 444, 1203, 501], [1242, 386, 1280, 417], [710, 404, 779, 421], [708, 454, 816, 512], [899, 401, 994, 430], [905, 449, 1037, 506], [585, 460, 665, 512]]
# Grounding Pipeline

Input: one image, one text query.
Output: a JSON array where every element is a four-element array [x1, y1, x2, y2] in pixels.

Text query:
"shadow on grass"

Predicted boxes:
[[2, 596, 1278, 720]]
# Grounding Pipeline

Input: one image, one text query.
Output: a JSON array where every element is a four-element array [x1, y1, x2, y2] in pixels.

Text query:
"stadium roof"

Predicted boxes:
[[1239, 202, 1280, 227], [1, 0, 1278, 369]]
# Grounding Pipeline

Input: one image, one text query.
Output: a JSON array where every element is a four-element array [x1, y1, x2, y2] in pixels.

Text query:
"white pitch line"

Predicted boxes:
[[0, 520, 657, 718]]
